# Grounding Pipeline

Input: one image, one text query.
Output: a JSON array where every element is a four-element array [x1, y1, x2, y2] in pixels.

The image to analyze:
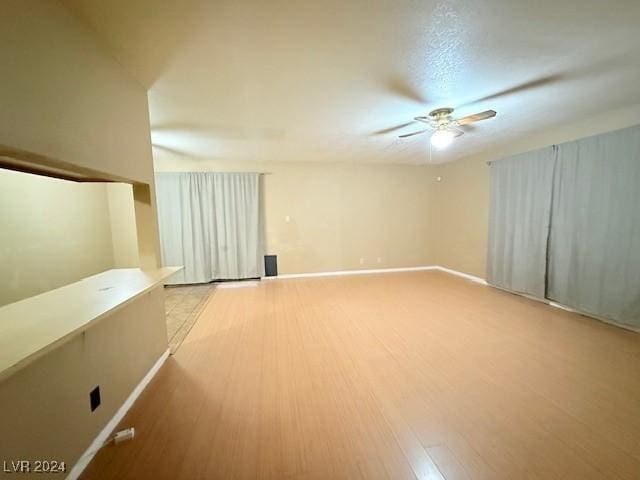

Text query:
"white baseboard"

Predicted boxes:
[[67, 348, 170, 480], [548, 301, 639, 332], [434, 270, 638, 332], [432, 266, 487, 285], [548, 301, 576, 312], [261, 264, 490, 284], [263, 265, 438, 280]]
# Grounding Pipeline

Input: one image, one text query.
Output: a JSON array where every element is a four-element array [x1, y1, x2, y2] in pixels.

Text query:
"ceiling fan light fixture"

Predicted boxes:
[[430, 129, 455, 149]]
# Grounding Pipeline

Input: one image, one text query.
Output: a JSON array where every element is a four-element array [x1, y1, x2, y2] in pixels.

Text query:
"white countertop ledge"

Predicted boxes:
[[0, 267, 181, 382]]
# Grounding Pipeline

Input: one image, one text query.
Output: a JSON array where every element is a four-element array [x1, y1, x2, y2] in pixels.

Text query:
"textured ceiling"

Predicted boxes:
[[64, 0, 640, 164]]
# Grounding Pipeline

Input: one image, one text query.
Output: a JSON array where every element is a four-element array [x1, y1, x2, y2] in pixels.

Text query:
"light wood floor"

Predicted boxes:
[[82, 271, 640, 480]]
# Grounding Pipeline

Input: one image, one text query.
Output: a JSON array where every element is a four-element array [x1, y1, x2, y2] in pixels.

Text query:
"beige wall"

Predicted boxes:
[[0, 286, 167, 476], [0, 0, 167, 473], [0, 0, 152, 185], [154, 104, 640, 280], [0, 174, 143, 306], [434, 103, 640, 279], [433, 157, 488, 278], [3, 3, 638, 472], [0, 169, 115, 306], [106, 183, 140, 268], [0, 0, 162, 269], [155, 158, 438, 274]]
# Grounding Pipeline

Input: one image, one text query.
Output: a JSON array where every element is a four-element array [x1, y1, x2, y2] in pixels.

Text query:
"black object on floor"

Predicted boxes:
[[264, 255, 278, 277]]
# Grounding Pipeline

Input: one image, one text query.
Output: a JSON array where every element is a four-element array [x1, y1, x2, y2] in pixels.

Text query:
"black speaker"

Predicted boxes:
[[264, 255, 278, 277]]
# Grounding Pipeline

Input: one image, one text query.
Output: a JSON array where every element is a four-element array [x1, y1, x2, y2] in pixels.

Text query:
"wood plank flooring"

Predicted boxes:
[[81, 271, 640, 480]]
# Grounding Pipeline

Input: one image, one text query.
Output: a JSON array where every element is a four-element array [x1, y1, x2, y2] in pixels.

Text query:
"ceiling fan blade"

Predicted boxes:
[[371, 121, 415, 135], [461, 75, 562, 107], [398, 130, 428, 138], [455, 110, 497, 126], [385, 77, 427, 104], [413, 116, 433, 124]]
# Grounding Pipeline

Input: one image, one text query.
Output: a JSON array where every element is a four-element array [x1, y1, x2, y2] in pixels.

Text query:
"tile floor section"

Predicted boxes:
[[164, 283, 216, 353]]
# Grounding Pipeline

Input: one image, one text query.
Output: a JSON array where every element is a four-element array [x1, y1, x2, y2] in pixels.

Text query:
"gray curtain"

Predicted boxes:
[[155, 172, 264, 284], [547, 126, 640, 328], [486, 146, 557, 298]]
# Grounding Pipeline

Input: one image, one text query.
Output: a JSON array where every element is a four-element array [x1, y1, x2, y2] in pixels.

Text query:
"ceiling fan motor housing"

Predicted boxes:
[[428, 107, 454, 119], [414, 108, 455, 128]]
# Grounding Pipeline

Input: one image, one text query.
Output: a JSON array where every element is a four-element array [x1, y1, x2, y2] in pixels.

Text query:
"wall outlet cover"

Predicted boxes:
[[90, 386, 101, 412]]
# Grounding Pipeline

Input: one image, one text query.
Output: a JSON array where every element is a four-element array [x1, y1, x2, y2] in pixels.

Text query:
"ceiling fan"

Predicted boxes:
[[398, 107, 496, 149]]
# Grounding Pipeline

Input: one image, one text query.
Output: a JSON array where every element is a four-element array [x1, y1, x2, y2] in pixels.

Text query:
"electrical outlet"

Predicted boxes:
[[359, 258, 365, 265], [376, 257, 382, 264], [90, 386, 101, 412]]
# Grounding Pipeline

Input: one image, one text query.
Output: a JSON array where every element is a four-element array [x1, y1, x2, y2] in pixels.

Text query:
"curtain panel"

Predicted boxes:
[[547, 127, 640, 328], [487, 125, 640, 329], [155, 172, 264, 284], [486, 146, 557, 298]]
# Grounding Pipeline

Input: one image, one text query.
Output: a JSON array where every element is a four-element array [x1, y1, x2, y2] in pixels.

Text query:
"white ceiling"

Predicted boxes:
[[64, 0, 640, 164]]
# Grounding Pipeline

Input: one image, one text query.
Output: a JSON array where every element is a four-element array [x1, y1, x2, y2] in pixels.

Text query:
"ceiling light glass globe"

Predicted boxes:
[[430, 129, 455, 149]]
